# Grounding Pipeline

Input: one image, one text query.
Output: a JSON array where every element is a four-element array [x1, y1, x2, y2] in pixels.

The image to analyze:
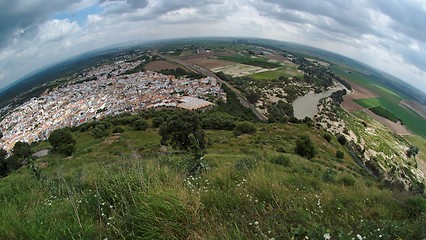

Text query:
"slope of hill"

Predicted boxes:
[[1, 115, 425, 239]]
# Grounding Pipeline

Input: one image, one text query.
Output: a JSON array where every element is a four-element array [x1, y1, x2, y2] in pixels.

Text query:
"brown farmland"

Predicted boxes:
[[144, 61, 181, 71], [400, 100, 426, 119], [185, 57, 235, 70], [342, 80, 378, 112]]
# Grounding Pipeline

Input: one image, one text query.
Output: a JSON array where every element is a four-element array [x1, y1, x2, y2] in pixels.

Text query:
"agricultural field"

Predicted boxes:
[[218, 55, 282, 69], [250, 64, 302, 80], [144, 60, 181, 71], [185, 57, 235, 70], [211, 63, 271, 77], [401, 100, 426, 120], [331, 65, 426, 138]]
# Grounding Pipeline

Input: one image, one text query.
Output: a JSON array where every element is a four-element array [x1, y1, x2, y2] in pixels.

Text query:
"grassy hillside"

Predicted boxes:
[[1, 121, 425, 239]]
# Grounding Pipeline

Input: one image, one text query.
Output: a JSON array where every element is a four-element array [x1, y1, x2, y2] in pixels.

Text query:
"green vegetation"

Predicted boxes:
[[1, 39, 426, 239], [250, 65, 302, 80], [159, 67, 205, 79], [353, 97, 382, 108], [48, 128, 76, 156], [159, 111, 206, 151], [354, 98, 402, 123], [294, 135, 316, 159], [219, 55, 282, 69], [332, 66, 426, 137], [1, 119, 424, 239], [369, 106, 401, 123], [233, 121, 256, 136]]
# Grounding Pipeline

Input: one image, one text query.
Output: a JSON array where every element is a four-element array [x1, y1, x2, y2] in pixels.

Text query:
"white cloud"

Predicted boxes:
[[0, 0, 425, 94], [38, 19, 81, 43]]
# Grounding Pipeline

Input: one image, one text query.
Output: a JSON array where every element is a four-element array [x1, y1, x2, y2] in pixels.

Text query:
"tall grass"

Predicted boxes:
[[1, 125, 425, 239]]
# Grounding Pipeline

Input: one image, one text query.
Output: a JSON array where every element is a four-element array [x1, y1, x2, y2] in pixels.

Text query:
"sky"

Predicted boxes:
[[0, 0, 425, 93]]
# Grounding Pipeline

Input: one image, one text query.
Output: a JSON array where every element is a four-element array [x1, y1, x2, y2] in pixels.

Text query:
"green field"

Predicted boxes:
[[331, 65, 426, 137], [250, 65, 302, 80], [219, 55, 282, 69], [353, 97, 382, 108], [1, 121, 425, 239]]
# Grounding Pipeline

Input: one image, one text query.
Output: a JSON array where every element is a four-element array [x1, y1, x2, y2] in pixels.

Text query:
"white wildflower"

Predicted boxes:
[[323, 233, 331, 240]]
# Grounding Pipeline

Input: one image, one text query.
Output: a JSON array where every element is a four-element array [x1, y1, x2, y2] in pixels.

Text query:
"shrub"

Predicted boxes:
[[294, 135, 316, 159], [92, 127, 106, 139], [112, 126, 125, 133], [12, 141, 32, 159], [323, 133, 332, 143], [337, 135, 347, 145], [134, 119, 148, 131], [152, 117, 165, 128], [159, 111, 205, 151], [322, 168, 336, 182], [336, 150, 344, 159], [405, 196, 426, 218], [337, 174, 356, 186], [48, 129, 76, 156], [233, 122, 256, 136], [270, 155, 290, 167]]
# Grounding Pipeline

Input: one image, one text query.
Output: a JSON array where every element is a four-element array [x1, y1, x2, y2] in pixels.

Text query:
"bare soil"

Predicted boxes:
[[342, 79, 378, 112], [400, 100, 426, 119], [144, 61, 181, 71], [185, 57, 235, 70]]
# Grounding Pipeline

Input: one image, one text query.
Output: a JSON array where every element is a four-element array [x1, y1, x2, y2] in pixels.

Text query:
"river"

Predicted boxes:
[[293, 86, 344, 119]]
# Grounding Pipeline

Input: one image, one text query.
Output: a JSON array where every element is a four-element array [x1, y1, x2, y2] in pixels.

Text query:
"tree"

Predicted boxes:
[[12, 141, 32, 159], [245, 89, 261, 104], [294, 135, 316, 159], [0, 131, 3, 139], [48, 129, 76, 156], [133, 119, 148, 131], [159, 111, 206, 151], [0, 149, 8, 177], [152, 117, 165, 128]]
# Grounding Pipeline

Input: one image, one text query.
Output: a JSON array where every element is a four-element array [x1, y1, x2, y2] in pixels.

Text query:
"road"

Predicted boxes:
[[153, 50, 268, 121]]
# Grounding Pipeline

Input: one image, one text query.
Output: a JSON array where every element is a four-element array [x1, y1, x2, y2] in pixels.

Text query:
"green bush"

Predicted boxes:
[[337, 174, 356, 186], [336, 150, 344, 159], [337, 135, 347, 145], [323, 133, 332, 143], [405, 196, 426, 218], [233, 122, 256, 136], [134, 119, 148, 131], [48, 128, 76, 156], [294, 135, 316, 159], [112, 126, 125, 133], [322, 168, 336, 183], [270, 155, 290, 167], [92, 127, 106, 139]]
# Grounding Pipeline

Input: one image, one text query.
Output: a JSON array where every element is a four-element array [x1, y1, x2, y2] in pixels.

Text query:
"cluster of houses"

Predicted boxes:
[[0, 60, 224, 151]]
